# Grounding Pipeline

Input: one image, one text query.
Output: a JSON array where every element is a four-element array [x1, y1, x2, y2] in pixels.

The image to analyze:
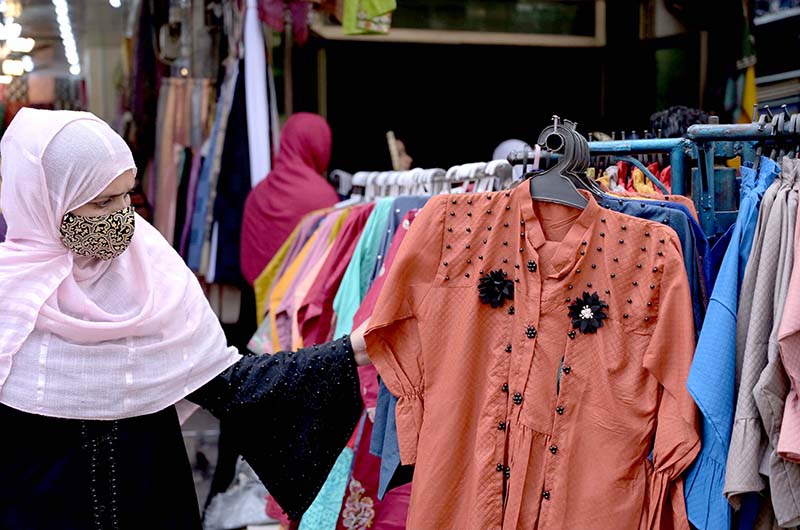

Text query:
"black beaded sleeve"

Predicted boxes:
[[186, 336, 363, 520]]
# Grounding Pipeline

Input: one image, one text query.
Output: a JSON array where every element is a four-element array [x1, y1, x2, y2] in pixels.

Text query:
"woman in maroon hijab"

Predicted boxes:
[[240, 113, 340, 285]]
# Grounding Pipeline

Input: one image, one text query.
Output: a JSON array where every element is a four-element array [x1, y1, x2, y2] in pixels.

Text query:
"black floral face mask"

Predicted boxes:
[[59, 206, 136, 260]]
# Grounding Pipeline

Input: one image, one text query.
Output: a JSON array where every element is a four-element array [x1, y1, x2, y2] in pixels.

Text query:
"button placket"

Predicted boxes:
[[494, 282, 516, 485], [540, 328, 583, 528], [508, 246, 541, 427]]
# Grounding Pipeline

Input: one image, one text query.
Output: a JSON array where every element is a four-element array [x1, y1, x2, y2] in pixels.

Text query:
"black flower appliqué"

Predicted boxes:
[[478, 269, 515, 308], [567, 291, 608, 334]]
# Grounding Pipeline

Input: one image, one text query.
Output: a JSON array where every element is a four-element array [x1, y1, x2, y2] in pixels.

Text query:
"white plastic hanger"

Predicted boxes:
[[364, 172, 380, 202], [335, 171, 368, 207]]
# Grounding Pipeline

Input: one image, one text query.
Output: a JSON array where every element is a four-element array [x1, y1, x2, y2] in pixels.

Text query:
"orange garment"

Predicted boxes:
[[668, 194, 699, 221], [366, 185, 700, 529]]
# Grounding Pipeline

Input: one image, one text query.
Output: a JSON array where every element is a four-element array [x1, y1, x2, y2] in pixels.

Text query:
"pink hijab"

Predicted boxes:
[[240, 112, 339, 285], [0, 108, 240, 419]]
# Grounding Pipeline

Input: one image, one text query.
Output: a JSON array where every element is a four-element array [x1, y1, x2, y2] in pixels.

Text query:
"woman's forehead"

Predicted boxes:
[[95, 170, 135, 199]]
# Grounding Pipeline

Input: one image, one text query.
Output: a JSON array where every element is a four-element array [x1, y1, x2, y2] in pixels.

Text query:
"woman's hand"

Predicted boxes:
[[350, 319, 371, 366]]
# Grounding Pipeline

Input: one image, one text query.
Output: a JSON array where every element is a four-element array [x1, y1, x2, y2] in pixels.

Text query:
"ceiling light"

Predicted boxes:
[[4, 1, 19, 18], [0, 20, 21, 41], [2, 59, 23, 76], [21, 55, 33, 72], [0, 2, 7, 13], [8, 22, 20, 39], [53, 0, 79, 77], [109, 0, 121, 7], [8, 37, 34, 53], [0, 75, 11, 84]]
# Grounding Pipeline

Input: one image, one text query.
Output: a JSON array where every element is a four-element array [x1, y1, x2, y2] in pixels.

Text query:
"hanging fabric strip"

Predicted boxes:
[[245, 0, 271, 187]]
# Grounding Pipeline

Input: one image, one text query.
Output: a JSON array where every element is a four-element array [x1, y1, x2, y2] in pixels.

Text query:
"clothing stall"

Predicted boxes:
[[95, 0, 800, 528], [233, 108, 800, 529]]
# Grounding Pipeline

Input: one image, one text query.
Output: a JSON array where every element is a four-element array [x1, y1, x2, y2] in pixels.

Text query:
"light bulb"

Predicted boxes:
[[4, 21, 21, 40], [21, 55, 33, 72], [2, 59, 24, 76], [69, 64, 81, 76], [9, 37, 35, 53], [0, 75, 12, 84], [109, 0, 121, 7]]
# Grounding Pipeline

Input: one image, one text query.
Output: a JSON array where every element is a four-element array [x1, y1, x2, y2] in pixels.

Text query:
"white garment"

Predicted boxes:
[[0, 109, 240, 420], [245, 0, 271, 186]]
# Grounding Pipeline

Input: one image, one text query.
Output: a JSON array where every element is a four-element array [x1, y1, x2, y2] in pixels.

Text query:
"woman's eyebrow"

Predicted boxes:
[[94, 186, 135, 201]]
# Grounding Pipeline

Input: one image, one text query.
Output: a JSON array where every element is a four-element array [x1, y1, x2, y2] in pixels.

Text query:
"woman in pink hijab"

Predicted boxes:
[[240, 113, 340, 285], [0, 108, 368, 529]]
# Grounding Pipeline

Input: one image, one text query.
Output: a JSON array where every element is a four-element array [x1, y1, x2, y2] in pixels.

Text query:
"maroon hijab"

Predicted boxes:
[[240, 113, 339, 285]]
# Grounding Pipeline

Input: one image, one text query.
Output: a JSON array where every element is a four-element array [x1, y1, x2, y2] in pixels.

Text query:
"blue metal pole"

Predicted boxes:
[[670, 143, 686, 196], [589, 138, 683, 155], [686, 123, 772, 141]]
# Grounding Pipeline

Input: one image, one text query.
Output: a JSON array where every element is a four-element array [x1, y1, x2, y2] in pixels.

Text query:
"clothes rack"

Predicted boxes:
[[507, 112, 800, 239]]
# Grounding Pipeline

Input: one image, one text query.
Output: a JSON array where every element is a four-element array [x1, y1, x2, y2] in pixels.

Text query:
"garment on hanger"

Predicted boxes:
[[685, 158, 780, 530], [332, 199, 394, 339], [725, 158, 800, 529], [274, 209, 350, 350], [269, 231, 321, 352], [358, 198, 428, 500], [342, 0, 395, 35], [254, 210, 326, 323], [188, 60, 240, 272], [778, 160, 800, 462], [245, 0, 272, 187], [600, 197, 706, 336], [660, 166, 673, 193], [344, 210, 420, 528], [297, 204, 376, 347], [632, 168, 657, 195], [299, 449, 356, 530], [365, 185, 699, 529], [253, 221, 304, 327], [333, 203, 428, 529], [177, 147, 204, 256], [258, 0, 313, 45], [336, 416, 410, 530], [301, 199, 396, 530], [369, 196, 431, 285], [290, 243, 336, 350], [252, 209, 330, 353], [212, 63, 252, 284]]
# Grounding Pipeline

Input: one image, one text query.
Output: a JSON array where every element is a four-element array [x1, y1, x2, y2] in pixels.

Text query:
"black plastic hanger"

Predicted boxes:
[[527, 116, 589, 210]]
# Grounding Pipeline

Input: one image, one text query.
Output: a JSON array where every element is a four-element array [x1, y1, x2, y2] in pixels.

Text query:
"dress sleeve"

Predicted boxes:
[[642, 235, 702, 530], [186, 335, 363, 520], [364, 197, 445, 466]]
